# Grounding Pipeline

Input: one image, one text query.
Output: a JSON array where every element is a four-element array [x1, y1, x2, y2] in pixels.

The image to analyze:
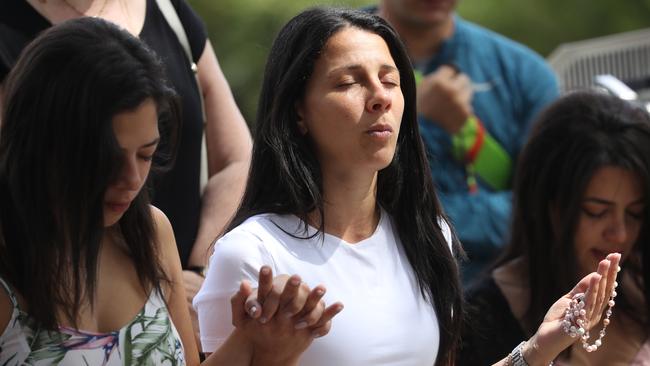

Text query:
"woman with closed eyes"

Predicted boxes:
[[195, 8, 621, 366]]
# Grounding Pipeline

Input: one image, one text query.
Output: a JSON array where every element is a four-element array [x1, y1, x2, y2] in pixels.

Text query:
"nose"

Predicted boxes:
[[365, 82, 392, 113], [117, 156, 143, 191], [604, 216, 628, 245]]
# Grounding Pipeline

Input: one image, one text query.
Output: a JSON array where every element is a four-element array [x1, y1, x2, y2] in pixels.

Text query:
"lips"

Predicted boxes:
[[105, 201, 131, 213], [366, 124, 394, 138]]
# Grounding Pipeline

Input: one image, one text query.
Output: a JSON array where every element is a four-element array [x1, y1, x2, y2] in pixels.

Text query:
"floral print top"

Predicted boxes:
[[0, 278, 185, 365]]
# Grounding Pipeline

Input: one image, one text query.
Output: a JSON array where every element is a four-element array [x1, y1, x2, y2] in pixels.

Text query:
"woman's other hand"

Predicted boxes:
[[229, 266, 343, 365]]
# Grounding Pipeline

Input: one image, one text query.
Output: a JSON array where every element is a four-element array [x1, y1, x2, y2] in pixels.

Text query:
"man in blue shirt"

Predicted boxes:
[[373, 0, 559, 282]]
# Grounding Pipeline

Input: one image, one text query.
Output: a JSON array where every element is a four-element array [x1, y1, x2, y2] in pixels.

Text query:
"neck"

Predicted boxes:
[[378, 7, 455, 63], [492, 257, 533, 332], [61, 0, 105, 16], [311, 171, 380, 244]]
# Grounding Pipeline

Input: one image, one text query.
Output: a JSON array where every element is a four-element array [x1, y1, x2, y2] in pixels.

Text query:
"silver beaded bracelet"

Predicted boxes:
[[509, 341, 529, 366]]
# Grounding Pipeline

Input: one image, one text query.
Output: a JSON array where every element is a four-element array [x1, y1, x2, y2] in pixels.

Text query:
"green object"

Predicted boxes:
[[451, 116, 479, 161], [413, 69, 424, 86], [451, 117, 512, 191], [414, 67, 512, 191], [474, 131, 512, 190]]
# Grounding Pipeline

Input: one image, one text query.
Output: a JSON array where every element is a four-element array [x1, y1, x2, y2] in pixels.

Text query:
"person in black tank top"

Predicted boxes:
[[0, 0, 252, 317]]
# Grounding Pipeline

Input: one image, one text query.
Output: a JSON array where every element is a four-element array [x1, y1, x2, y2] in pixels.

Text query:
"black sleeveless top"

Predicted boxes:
[[0, 0, 207, 267], [458, 275, 527, 365]]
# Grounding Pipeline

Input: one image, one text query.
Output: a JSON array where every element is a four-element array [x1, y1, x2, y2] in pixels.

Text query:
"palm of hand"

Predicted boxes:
[[534, 295, 578, 359], [527, 254, 620, 365]]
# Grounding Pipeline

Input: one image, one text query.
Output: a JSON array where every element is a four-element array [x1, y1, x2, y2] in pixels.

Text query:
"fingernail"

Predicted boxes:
[[316, 288, 325, 296], [295, 321, 308, 330], [290, 277, 300, 286], [259, 316, 267, 324], [312, 331, 323, 338], [283, 311, 294, 319], [261, 267, 270, 275], [617, 266, 621, 272], [248, 305, 257, 317]]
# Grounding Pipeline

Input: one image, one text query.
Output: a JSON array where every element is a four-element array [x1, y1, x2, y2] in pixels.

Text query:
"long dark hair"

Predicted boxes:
[[226, 7, 462, 364], [496, 91, 650, 330], [0, 17, 179, 330]]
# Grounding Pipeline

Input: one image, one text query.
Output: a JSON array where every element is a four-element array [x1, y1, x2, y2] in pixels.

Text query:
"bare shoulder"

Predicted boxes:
[[150, 205, 172, 230], [149, 205, 180, 266], [150, 206, 175, 248]]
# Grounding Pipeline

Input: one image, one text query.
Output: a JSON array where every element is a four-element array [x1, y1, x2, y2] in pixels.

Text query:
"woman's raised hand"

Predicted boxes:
[[229, 266, 343, 366], [519, 253, 621, 366]]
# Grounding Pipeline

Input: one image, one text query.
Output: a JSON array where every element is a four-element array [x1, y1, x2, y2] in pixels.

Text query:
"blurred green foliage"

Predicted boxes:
[[188, 0, 650, 127]]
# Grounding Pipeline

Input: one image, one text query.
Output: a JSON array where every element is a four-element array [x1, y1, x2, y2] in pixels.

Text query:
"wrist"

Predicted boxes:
[[186, 265, 206, 277], [251, 349, 300, 366], [522, 336, 554, 366], [205, 328, 253, 365], [444, 114, 472, 135]]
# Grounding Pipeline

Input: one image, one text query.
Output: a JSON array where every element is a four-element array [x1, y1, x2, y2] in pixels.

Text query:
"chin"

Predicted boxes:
[[370, 152, 396, 169], [374, 159, 396, 172], [103, 215, 121, 228]]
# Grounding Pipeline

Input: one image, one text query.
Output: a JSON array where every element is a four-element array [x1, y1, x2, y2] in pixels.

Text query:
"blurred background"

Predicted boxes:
[[188, 0, 650, 126]]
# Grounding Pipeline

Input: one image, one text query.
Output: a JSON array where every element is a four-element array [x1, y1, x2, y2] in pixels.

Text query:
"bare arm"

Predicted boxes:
[[154, 206, 201, 365], [188, 40, 252, 269], [182, 40, 252, 347], [155, 206, 257, 366]]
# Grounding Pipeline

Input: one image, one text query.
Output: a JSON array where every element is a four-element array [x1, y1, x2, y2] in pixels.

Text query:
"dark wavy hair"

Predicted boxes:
[[226, 7, 463, 364], [0, 17, 179, 330], [496, 91, 650, 331]]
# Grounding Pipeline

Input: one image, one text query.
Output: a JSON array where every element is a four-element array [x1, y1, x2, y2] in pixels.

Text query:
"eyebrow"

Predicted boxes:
[[583, 197, 645, 205], [142, 137, 161, 148], [328, 64, 399, 76]]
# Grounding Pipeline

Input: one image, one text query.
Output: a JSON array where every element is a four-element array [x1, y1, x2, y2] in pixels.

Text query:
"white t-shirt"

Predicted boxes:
[[194, 209, 453, 366]]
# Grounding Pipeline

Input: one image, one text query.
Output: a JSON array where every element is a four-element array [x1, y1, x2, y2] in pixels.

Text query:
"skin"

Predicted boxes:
[[493, 167, 641, 364], [574, 166, 644, 278], [4, 3, 342, 363], [294, 26, 623, 366], [183, 41, 252, 339], [103, 99, 159, 227], [488, 255, 621, 366], [22, 0, 253, 329], [234, 270, 344, 365], [299, 27, 403, 177], [76, 100, 159, 334], [107, 103, 337, 366], [296, 26, 403, 241], [380, 0, 457, 32], [0, 98, 337, 365], [0, 101, 159, 341]]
